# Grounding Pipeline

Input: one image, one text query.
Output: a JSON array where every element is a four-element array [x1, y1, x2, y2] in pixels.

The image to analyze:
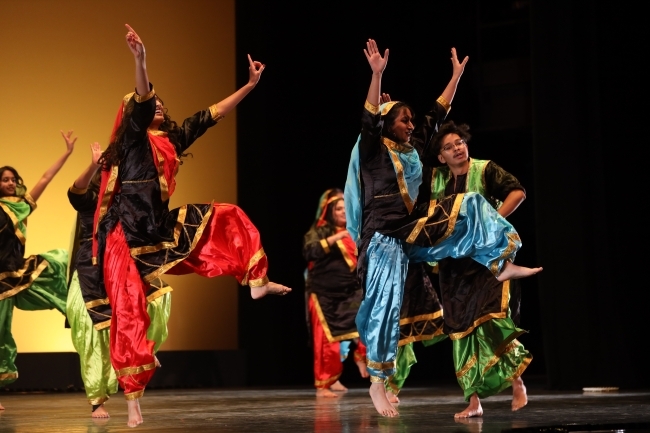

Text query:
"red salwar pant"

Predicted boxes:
[[104, 204, 269, 400], [308, 295, 366, 389]]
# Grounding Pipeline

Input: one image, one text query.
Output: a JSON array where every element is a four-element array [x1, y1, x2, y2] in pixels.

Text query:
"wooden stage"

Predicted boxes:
[[1, 385, 649, 432]]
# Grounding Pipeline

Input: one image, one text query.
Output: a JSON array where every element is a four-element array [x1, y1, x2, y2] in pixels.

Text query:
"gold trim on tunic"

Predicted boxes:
[[364, 100, 380, 115], [0, 257, 49, 301], [380, 101, 398, 116], [448, 280, 511, 340], [310, 293, 359, 343], [124, 390, 144, 401], [384, 142, 415, 214], [320, 238, 330, 254], [335, 240, 356, 272], [399, 311, 443, 326], [208, 105, 225, 122], [94, 319, 111, 331], [130, 206, 187, 256], [69, 184, 88, 195], [116, 362, 156, 378], [456, 354, 477, 378], [398, 329, 445, 346], [85, 297, 110, 309], [95, 165, 119, 235], [146, 285, 173, 303], [436, 95, 451, 112], [406, 199, 437, 244], [152, 146, 170, 203], [0, 202, 26, 246], [133, 87, 155, 103]]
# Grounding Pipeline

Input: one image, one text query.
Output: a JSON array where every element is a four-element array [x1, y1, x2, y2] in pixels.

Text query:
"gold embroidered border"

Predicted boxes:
[[130, 206, 187, 256], [146, 285, 173, 303], [364, 100, 380, 115], [0, 257, 49, 301], [95, 165, 119, 234], [335, 240, 355, 271], [0, 372, 18, 381], [399, 311, 443, 326], [491, 233, 521, 276], [380, 101, 398, 116], [311, 293, 359, 343], [433, 193, 464, 246], [124, 390, 144, 401], [88, 396, 109, 406], [314, 373, 341, 389], [320, 238, 330, 254], [386, 377, 400, 395], [208, 105, 225, 122], [116, 361, 156, 378], [69, 184, 87, 195], [133, 87, 155, 103], [153, 146, 170, 203], [248, 276, 269, 288], [143, 202, 214, 282], [85, 297, 110, 309], [505, 355, 532, 382], [367, 360, 395, 371], [406, 199, 437, 243], [94, 319, 111, 331], [370, 375, 385, 383], [382, 136, 414, 153], [456, 354, 477, 378], [398, 329, 445, 346], [23, 193, 36, 210], [436, 95, 451, 112], [386, 147, 415, 214], [0, 202, 26, 245], [241, 248, 267, 286], [450, 281, 513, 341]]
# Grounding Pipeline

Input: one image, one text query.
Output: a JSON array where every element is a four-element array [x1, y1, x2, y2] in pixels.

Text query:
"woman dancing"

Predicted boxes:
[[303, 189, 368, 397], [0, 131, 75, 410], [93, 25, 290, 427], [66, 142, 172, 418], [345, 40, 541, 417]]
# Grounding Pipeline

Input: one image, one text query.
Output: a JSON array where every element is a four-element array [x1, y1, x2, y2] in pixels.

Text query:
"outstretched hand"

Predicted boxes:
[[125, 24, 145, 61], [90, 142, 102, 166], [60, 130, 77, 154], [380, 93, 392, 104], [247, 54, 265, 86], [450, 47, 468, 77], [364, 39, 389, 74]]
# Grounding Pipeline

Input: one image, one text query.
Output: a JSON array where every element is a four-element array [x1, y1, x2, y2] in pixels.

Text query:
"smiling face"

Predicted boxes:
[[0, 169, 17, 197], [437, 133, 469, 167], [149, 97, 165, 130], [388, 107, 415, 143], [331, 199, 346, 228]]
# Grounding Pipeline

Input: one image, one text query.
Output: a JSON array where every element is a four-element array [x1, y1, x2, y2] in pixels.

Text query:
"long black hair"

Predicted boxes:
[[381, 102, 415, 141], [0, 166, 26, 197]]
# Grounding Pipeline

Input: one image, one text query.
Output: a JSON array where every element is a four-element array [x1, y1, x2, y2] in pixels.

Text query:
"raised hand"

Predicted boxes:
[[450, 47, 469, 78], [125, 24, 145, 61], [60, 130, 77, 154], [380, 93, 392, 104], [90, 142, 102, 166], [247, 54, 265, 86], [364, 39, 389, 74]]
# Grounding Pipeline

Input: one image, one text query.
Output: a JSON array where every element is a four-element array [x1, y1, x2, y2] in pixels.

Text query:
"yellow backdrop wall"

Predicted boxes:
[[0, 0, 239, 352]]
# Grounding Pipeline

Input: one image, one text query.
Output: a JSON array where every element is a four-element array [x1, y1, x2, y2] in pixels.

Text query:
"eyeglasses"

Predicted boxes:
[[441, 139, 466, 153]]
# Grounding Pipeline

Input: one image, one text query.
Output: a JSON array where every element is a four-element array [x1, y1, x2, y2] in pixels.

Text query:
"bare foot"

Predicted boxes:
[[511, 377, 528, 411], [154, 356, 161, 368], [250, 281, 292, 299], [386, 390, 400, 404], [316, 388, 339, 398], [356, 359, 369, 378], [330, 380, 348, 392], [0, 402, 4, 410], [369, 383, 398, 417], [126, 399, 143, 427], [497, 262, 543, 282], [92, 404, 110, 419], [454, 393, 483, 418]]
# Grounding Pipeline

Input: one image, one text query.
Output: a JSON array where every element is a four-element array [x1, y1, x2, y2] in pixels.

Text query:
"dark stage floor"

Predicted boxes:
[[1, 385, 649, 432]]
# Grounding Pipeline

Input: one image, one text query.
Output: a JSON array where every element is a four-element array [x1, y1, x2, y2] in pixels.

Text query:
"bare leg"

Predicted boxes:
[[330, 380, 348, 392], [316, 388, 339, 398], [386, 390, 400, 404], [0, 402, 4, 410], [369, 383, 398, 417], [497, 262, 542, 282], [91, 404, 110, 419], [126, 399, 143, 427], [511, 376, 528, 411], [356, 359, 369, 378], [250, 282, 292, 299], [454, 393, 483, 418]]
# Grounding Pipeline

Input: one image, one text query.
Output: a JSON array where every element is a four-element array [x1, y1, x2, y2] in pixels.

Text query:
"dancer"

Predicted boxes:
[[94, 25, 290, 427], [345, 39, 541, 417], [303, 189, 368, 398], [0, 131, 75, 410], [66, 142, 173, 418]]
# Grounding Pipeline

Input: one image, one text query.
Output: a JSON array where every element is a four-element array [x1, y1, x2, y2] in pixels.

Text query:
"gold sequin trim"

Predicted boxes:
[[310, 293, 359, 343], [335, 240, 356, 272], [133, 87, 155, 103], [436, 95, 451, 112], [386, 377, 401, 395], [115, 362, 156, 378], [367, 360, 395, 371], [491, 233, 521, 276], [0, 372, 18, 381], [399, 311, 443, 326], [364, 100, 380, 115], [88, 396, 108, 406], [0, 257, 49, 301], [370, 376, 385, 383], [146, 285, 173, 303], [456, 354, 477, 378], [384, 141, 415, 214], [241, 248, 267, 286], [130, 206, 187, 256], [95, 166, 119, 235], [124, 390, 144, 401], [23, 193, 36, 210], [94, 320, 111, 331], [248, 276, 269, 288], [69, 184, 87, 195], [380, 101, 398, 116], [208, 105, 225, 122], [506, 355, 532, 382], [320, 238, 330, 254], [85, 297, 110, 309]]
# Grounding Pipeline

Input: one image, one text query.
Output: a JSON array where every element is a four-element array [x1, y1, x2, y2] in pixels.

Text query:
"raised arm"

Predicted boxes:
[[364, 39, 389, 108], [72, 142, 102, 191], [439, 47, 468, 107], [29, 130, 75, 202], [125, 24, 150, 97], [210, 55, 265, 118]]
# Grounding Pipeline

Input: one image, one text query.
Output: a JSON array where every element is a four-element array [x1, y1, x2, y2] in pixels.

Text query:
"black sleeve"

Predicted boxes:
[[417, 102, 450, 167], [124, 84, 157, 148], [67, 188, 97, 213], [303, 227, 331, 262], [484, 161, 526, 201], [175, 108, 219, 154], [358, 104, 383, 162]]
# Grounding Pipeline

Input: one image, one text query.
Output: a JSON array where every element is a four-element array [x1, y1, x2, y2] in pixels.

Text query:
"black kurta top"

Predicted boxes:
[[304, 225, 361, 341]]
